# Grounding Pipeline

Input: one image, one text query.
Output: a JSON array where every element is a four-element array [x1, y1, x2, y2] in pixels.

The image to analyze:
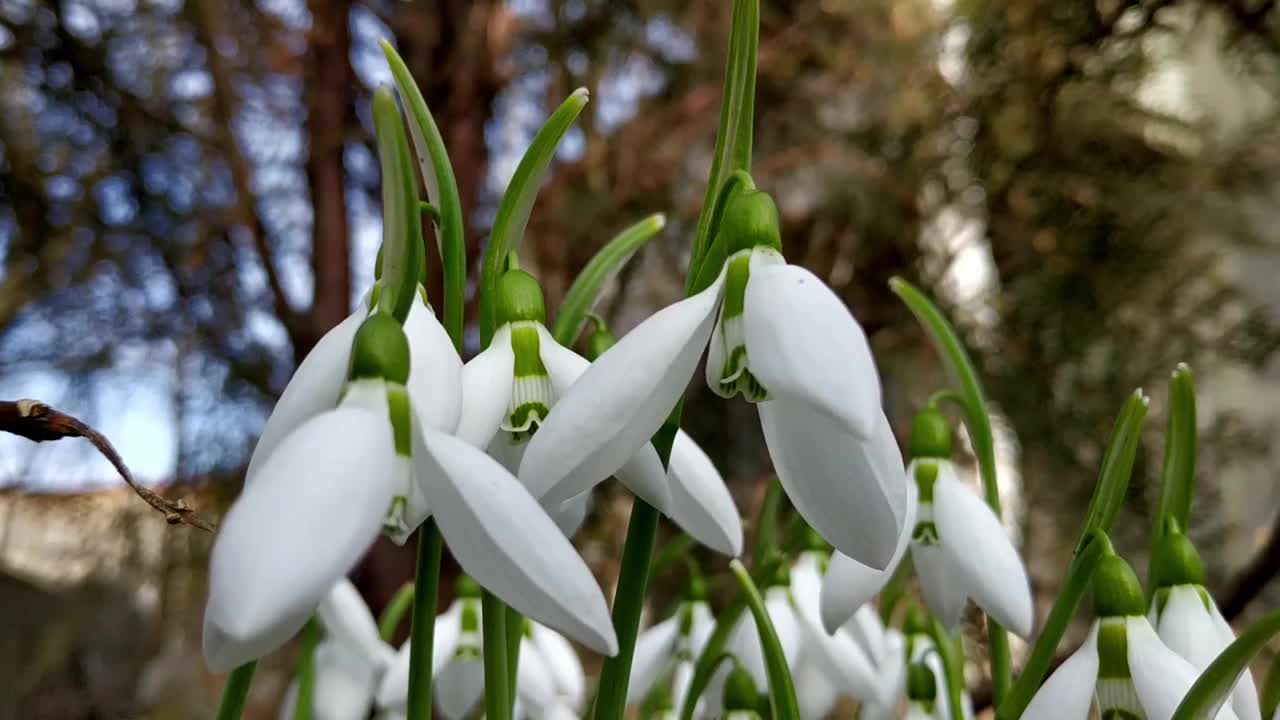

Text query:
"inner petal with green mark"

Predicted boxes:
[[1095, 618, 1144, 720], [456, 599, 483, 660], [911, 461, 940, 546], [502, 321, 556, 442], [382, 382, 417, 540], [711, 251, 769, 401]]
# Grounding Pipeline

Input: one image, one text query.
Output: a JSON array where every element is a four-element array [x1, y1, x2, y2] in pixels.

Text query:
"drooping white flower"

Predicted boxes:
[[277, 579, 398, 720], [629, 588, 716, 715], [380, 583, 582, 720], [1149, 526, 1261, 720], [519, 189, 907, 570], [789, 549, 888, 711], [843, 606, 907, 720], [459, 269, 742, 554], [1024, 553, 1239, 720], [203, 313, 616, 672]]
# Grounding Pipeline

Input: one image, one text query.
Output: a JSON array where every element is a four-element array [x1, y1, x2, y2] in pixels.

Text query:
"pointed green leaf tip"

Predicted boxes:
[[722, 188, 782, 255], [911, 406, 953, 459], [495, 269, 547, 326], [1092, 553, 1146, 618], [349, 314, 410, 385], [722, 663, 761, 712], [1150, 519, 1206, 590], [371, 86, 424, 325]]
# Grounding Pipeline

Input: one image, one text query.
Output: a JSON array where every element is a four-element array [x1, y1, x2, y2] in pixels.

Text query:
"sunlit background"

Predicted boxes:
[[2, 0, 1280, 716]]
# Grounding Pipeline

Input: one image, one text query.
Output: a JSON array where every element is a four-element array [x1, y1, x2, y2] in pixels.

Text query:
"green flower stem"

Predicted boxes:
[[215, 662, 257, 720], [1151, 364, 1196, 592], [996, 530, 1113, 720], [1173, 607, 1280, 720], [925, 618, 966, 720], [405, 521, 443, 720], [678, 555, 784, 720], [482, 591, 512, 720], [752, 477, 784, 561], [292, 620, 320, 720], [889, 277, 1011, 702], [379, 582, 416, 643], [505, 605, 523, 703], [729, 559, 800, 720], [590, 502, 662, 720]]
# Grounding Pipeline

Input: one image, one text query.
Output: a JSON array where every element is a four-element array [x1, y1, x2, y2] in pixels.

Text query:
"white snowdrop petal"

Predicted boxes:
[[519, 275, 725, 502], [627, 615, 680, 705], [455, 324, 515, 450], [912, 541, 970, 631], [317, 579, 386, 671], [414, 427, 617, 656], [933, 465, 1034, 637], [531, 623, 586, 707], [742, 262, 881, 440], [820, 480, 918, 633], [246, 308, 363, 484], [758, 403, 905, 570], [1021, 622, 1099, 720], [666, 430, 743, 556], [1129, 616, 1238, 720], [405, 297, 463, 435], [204, 408, 396, 672]]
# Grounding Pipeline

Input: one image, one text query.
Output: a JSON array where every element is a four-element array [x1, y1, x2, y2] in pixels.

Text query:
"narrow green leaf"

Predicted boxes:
[[378, 582, 415, 643], [1076, 389, 1150, 553], [381, 40, 467, 351], [888, 276, 1010, 701], [550, 213, 666, 346], [925, 618, 966, 720], [679, 556, 783, 720], [480, 89, 590, 347], [997, 530, 1114, 720], [405, 521, 442, 720], [291, 619, 320, 720], [1261, 653, 1280, 719], [482, 591, 511, 720], [371, 87, 424, 325], [729, 559, 800, 720], [215, 662, 257, 720], [1153, 364, 1197, 545], [690, 0, 759, 280], [1172, 608, 1280, 720], [752, 476, 784, 562]]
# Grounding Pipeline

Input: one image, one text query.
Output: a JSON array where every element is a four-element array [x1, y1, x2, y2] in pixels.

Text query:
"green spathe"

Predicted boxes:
[[496, 269, 547, 325], [1093, 554, 1146, 618], [348, 314, 411, 385], [911, 407, 953, 459], [721, 189, 782, 255]]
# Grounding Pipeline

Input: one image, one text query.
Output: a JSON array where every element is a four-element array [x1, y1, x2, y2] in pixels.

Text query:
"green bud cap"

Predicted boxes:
[[495, 269, 546, 325], [722, 189, 783, 255], [722, 663, 761, 711], [903, 605, 930, 636], [1150, 527, 1205, 590], [586, 328, 617, 361], [906, 661, 937, 702], [348, 313, 410, 384], [455, 575, 482, 599], [765, 557, 791, 588], [1093, 553, 1147, 617], [911, 407, 953, 459]]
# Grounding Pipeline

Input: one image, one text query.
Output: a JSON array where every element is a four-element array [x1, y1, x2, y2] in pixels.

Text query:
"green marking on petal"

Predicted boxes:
[[383, 495, 408, 537], [713, 252, 769, 401], [1097, 619, 1131, 680], [510, 323, 548, 377], [912, 521, 939, 545], [503, 322, 556, 441], [386, 384, 413, 457], [914, 461, 940, 504]]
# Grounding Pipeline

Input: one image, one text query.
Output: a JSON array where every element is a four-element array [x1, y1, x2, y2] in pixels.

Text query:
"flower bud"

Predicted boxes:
[[910, 407, 953, 459], [348, 313, 411, 385], [1092, 553, 1146, 618], [586, 327, 617, 361], [495, 269, 547, 326], [903, 604, 930, 636], [722, 189, 783, 255]]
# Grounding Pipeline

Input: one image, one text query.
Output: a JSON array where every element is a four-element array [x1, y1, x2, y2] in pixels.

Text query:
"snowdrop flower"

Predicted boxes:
[[789, 544, 887, 711], [1024, 552, 1239, 720], [461, 270, 742, 553], [1149, 523, 1261, 720], [204, 313, 616, 672], [520, 188, 907, 570], [629, 580, 716, 714], [278, 579, 397, 720], [727, 564, 802, 692], [381, 578, 581, 720], [844, 606, 907, 720], [903, 408, 1033, 636]]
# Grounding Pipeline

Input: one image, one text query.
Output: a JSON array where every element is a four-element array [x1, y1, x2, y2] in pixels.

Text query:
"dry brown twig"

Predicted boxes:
[[0, 398, 215, 532]]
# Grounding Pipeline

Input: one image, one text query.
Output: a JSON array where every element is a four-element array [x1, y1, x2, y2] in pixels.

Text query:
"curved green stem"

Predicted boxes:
[[729, 560, 800, 720], [405, 521, 442, 720], [215, 662, 257, 720], [379, 582, 416, 643], [291, 619, 320, 720]]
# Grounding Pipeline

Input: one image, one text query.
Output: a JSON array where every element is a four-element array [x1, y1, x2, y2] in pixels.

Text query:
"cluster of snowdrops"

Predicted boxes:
[[200, 7, 1279, 720]]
